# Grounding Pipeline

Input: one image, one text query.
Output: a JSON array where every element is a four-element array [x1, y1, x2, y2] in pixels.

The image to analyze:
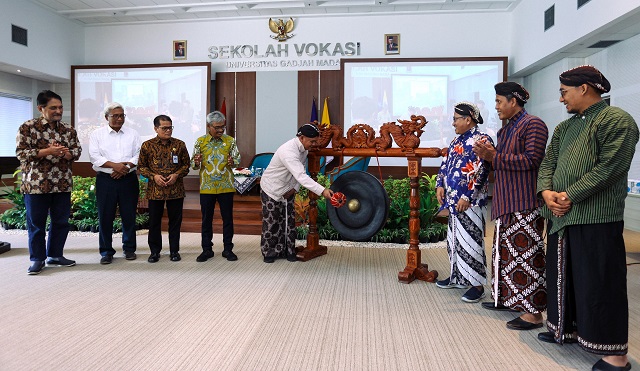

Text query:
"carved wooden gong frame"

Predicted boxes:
[[298, 115, 445, 284]]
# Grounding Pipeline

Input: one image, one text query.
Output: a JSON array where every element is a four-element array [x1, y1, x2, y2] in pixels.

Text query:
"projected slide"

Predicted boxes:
[[73, 63, 210, 162], [343, 59, 505, 166]]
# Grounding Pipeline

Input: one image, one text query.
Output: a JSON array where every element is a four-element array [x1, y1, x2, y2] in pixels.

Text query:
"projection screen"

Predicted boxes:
[[342, 57, 507, 166], [72, 63, 211, 162]]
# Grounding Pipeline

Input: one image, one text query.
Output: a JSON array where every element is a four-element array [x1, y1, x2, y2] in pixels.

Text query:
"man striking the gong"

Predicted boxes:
[[259, 123, 333, 263]]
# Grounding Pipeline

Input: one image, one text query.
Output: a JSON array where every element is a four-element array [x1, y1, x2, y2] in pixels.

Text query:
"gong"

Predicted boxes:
[[327, 171, 390, 242]]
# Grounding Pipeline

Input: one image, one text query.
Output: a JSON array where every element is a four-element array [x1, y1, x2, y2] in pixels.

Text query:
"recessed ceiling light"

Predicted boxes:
[[16, 69, 21, 72]]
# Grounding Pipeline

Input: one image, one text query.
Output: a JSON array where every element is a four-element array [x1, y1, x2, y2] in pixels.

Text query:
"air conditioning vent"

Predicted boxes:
[[544, 5, 554, 31], [12, 24, 27, 46], [588, 40, 622, 48], [578, 0, 591, 9]]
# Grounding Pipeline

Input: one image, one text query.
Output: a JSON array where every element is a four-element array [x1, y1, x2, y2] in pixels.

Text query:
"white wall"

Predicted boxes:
[[255, 71, 298, 152], [0, 70, 68, 121], [511, 0, 640, 75], [0, 0, 84, 80], [83, 12, 510, 73]]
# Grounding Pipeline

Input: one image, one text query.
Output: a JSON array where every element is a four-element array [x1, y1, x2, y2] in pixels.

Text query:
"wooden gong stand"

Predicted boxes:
[[297, 116, 443, 284]]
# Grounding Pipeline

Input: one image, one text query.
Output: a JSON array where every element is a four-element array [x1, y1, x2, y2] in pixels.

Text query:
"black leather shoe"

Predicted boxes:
[[481, 302, 519, 312], [100, 255, 113, 265], [592, 359, 631, 371], [170, 252, 181, 261], [537, 331, 578, 344], [27, 261, 45, 275], [124, 252, 137, 260], [148, 253, 160, 263], [263, 256, 275, 263], [46, 256, 76, 267], [506, 317, 543, 331], [196, 250, 214, 262], [286, 254, 298, 262], [221, 250, 238, 261]]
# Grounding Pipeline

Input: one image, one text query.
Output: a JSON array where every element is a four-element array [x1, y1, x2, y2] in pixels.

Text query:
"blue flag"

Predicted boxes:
[[310, 97, 318, 123]]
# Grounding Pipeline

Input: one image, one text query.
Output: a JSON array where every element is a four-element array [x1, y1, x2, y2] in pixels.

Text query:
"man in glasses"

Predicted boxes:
[[89, 102, 141, 264], [192, 111, 240, 262], [16, 90, 81, 275], [138, 115, 190, 263], [537, 65, 638, 371]]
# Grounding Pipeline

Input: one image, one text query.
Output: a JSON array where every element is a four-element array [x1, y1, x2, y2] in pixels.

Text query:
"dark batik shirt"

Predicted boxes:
[[138, 136, 190, 200], [16, 117, 81, 194], [537, 101, 639, 235], [491, 110, 548, 222]]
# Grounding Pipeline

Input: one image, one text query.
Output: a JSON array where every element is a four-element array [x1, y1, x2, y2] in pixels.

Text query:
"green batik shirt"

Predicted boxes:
[[192, 133, 240, 194], [537, 100, 639, 235]]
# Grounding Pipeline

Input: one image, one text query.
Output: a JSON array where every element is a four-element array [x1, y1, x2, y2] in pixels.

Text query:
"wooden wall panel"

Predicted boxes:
[[235, 72, 256, 168], [319, 70, 342, 129], [298, 71, 319, 125], [215, 72, 236, 135]]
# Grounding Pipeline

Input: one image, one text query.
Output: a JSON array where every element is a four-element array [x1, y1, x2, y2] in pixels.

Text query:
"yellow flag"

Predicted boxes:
[[321, 97, 331, 128]]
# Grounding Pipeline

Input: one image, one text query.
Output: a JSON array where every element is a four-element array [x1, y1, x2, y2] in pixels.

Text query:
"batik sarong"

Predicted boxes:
[[446, 205, 487, 286], [260, 190, 296, 259], [545, 221, 628, 355], [490, 208, 546, 313]]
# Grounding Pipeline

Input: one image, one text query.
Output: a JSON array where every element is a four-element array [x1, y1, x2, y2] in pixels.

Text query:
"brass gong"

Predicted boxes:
[[327, 171, 390, 241]]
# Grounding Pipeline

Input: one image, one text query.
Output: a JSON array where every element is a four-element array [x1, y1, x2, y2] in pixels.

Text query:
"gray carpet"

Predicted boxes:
[[0, 231, 637, 371]]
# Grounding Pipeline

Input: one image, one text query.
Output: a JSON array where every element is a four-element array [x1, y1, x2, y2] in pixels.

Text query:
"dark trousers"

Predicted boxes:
[[24, 193, 71, 262], [96, 172, 139, 256], [546, 221, 628, 355], [200, 192, 234, 251], [148, 198, 184, 254]]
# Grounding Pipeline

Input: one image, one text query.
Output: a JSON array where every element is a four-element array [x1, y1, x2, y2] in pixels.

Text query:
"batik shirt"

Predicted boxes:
[[138, 136, 190, 200], [16, 117, 81, 194], [436, 126, 493, 215], [192, 133, 240, 194]]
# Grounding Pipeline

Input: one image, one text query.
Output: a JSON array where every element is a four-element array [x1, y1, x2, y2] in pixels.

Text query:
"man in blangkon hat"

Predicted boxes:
[[473, 82, 549, 330], [259, 123, 333, 263], [537, 65, 638, 371]]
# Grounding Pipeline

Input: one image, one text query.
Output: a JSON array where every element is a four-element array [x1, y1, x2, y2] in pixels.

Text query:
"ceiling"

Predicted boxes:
[[7, 0, 640, 82], [29, 0, 522, 26]]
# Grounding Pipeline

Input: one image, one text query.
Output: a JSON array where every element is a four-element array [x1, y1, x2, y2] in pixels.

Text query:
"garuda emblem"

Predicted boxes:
[[269, 17, 294, 42]]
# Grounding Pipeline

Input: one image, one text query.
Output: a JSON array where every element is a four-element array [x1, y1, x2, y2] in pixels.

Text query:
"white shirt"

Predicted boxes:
[[89, 125, 141, 174], [260, 137, 325, 201]]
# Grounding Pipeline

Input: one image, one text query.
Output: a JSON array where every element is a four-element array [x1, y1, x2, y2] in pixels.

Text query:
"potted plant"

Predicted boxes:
[[296, 224, 309, 240], [112, 216, 122, 233], [418, 228, 429, 243], [135, 213, 149, 230]]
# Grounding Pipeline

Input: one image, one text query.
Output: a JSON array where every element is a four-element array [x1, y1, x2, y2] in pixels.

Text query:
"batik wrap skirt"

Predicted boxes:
[[446, 205, 487, 286], [546, 221, 628, 355], [260, 190, 296, 259], [490, 208, 546, 313]]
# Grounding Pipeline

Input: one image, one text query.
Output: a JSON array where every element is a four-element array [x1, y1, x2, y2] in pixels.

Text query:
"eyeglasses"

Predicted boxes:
[[158, 126, 174, 131], [108, 114, 126, 119], [211, 125, 226, 131], [559, 86, 580, 98], [452, 116, 465, 122]]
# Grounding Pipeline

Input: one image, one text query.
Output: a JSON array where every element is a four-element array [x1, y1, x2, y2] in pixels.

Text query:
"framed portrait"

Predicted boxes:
[[173, 40, 187, 60], [384, 34, 400, 55]]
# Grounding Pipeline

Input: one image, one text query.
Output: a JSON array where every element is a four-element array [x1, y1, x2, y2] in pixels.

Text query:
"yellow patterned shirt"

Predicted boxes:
[[192, 134, 240, 194]]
